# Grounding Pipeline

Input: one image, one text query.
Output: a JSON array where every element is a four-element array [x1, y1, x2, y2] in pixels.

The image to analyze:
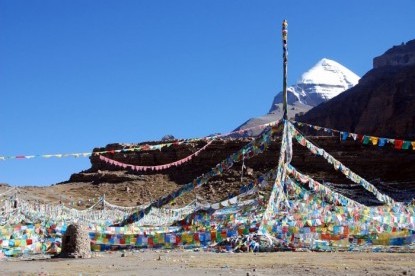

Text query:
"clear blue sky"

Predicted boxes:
[[1, 0, 414, 186]]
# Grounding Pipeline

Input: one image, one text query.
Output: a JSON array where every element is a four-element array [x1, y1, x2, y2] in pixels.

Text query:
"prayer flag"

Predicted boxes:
[[378, 138, 387, 147], [402, 141, 411, 150], [341, 132, 349, 141], [394, 139, 404, 149]]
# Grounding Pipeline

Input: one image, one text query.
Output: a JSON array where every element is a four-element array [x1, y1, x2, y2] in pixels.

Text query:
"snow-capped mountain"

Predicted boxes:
[[269, 58, 360, 111], [234, 58, 360, 136]]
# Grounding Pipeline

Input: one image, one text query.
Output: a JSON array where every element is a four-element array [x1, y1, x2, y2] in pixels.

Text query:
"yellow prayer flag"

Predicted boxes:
[[370, 137, 379, 145]]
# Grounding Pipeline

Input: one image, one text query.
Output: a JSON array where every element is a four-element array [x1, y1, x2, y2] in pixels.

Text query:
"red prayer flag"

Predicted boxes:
[[394, 139, 404, 149], [193, 233, 200, 242]]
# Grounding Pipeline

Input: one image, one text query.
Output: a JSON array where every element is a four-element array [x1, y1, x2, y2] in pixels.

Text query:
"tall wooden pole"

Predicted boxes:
[[282, 20, 288, 120]]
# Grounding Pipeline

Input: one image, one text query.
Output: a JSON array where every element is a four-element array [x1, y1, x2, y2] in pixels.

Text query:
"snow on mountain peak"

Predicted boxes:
[[300, 58, 359, 87], [237, 58, 360, 135], [298, 58, 360, 100], [269, 58, 360, 111]]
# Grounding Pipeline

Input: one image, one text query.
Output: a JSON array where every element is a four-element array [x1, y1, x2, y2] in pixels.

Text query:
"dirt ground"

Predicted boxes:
[[1, 250, 415, 276], [2, 176, 211, 209]]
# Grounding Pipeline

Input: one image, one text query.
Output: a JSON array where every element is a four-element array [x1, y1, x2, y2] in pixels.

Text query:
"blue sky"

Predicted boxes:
[[1, 1, 414, 186]]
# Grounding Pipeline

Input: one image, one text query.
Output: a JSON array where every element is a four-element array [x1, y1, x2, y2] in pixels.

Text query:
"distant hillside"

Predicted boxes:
[[298, 40, 415, 139]]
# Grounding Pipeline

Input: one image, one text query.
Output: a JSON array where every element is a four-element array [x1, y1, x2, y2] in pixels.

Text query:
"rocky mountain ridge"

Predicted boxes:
[[373, 39, 415, 68], [299, 39, 415, 139]]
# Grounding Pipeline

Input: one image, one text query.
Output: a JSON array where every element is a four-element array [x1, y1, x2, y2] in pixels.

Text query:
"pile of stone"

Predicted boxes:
[[55, 223, 91, 259]]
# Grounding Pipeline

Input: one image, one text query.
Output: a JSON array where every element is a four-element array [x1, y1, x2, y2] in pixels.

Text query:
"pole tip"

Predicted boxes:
[[282, 19, 288, 28]]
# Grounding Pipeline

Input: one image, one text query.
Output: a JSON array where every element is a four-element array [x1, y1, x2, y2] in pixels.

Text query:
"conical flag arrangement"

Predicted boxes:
[[259, 121, 415, 250], [3, 119, 415, 257]]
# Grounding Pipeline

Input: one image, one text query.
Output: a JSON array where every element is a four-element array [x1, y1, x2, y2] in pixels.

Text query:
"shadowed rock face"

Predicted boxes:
[[299, 39, 415, 139], [297, 65, 415, 139], [373, 39, 415, 68]]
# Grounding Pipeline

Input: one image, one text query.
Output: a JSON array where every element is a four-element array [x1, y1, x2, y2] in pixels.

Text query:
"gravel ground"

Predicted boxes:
[[2, 250, 415, 276]]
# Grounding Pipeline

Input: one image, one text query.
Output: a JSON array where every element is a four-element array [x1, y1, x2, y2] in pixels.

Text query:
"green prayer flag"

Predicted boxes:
[[402, 141, 411, 150]]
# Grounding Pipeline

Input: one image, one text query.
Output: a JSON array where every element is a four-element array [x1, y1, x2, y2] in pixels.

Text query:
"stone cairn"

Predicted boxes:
[[56, 223, 91, 258]]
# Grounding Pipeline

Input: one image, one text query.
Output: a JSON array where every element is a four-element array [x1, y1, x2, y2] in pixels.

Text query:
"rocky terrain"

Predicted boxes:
[[373, 39, 415, 68], [15, 130, 407, 209], [299, 40, 415, 139]]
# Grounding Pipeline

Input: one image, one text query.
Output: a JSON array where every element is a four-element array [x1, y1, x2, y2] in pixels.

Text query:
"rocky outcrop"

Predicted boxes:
[[298, 39, 415, 139], [373, 39, 415, 68], [71, 139, 270, 185], [297, 64, 415, 139], [67, 135, 415, 205]]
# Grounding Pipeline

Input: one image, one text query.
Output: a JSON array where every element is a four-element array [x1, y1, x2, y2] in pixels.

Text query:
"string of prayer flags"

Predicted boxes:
[[259, 121, 290, 234], [118, 123, 280, 226], [0, 120, 281, 162], [286, 164, 361, 208], [0, 144, 178, 161], [288, 122, 396, 205], [290, 120, 415, 150], [99, 140, 213, 171], [5, 118, 415, 255]]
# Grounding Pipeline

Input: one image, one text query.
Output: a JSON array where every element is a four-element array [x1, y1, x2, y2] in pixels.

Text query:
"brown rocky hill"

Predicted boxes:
[[8, 134, 415, 210], [51, 133, 415, 208], [297, 39, 415, 139]]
